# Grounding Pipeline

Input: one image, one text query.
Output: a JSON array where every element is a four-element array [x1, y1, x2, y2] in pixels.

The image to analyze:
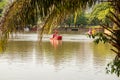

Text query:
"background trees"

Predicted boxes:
[[89, 2, 113, 24], [0, 0, 6, 17], [61, 2, 113, 28], [0, 0, 96, 33], [63, 12, 88, 27]]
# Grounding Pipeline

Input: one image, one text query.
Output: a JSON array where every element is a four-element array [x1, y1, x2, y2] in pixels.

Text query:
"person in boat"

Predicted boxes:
[[87, 28, 96, 38], [51, 29, 62, 40], [52, 29, 58, 39], [88, 28, 92, 35]]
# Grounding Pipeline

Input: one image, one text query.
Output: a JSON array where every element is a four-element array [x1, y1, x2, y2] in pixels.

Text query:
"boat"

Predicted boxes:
[[50, 35, 62, 48], [50, 35, 62, 40]]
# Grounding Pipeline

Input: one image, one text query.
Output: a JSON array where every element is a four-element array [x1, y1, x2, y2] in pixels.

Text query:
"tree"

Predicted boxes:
[[89, 2, 113, 24], [64, 12, 88, 27], [76, 12, 88, 26], [90, 0, 120, 77], [0, 0, 7, 17], [105, 1, 120, 77]]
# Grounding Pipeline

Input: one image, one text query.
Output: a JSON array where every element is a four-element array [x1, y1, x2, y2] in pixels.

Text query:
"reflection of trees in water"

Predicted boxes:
[[42, 41, 82, 69], [3, 41, 41, 63], [92, 43, 115, 67], [0, 41, 116, 71], [75, 42, 94, 68]]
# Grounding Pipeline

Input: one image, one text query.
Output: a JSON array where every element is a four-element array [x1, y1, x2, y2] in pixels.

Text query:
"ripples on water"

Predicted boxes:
[[0, 33, 119, 80]]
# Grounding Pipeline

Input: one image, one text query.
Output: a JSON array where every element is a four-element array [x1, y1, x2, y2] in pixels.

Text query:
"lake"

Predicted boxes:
[[0, 33, 119, 80]]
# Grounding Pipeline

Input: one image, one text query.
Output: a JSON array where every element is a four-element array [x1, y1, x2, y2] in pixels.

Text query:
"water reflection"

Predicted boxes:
[[92, 43, 115, 67], [0, 38, 118, 80], [50, 40, 62, 49]]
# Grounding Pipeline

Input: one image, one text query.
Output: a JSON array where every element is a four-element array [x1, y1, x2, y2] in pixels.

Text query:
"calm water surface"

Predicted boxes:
[[0, 34, 119, 80]]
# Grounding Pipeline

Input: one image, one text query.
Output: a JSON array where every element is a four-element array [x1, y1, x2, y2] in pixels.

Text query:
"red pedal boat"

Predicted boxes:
[[50, 35, 62, 40], [50, 36, 62, 48]]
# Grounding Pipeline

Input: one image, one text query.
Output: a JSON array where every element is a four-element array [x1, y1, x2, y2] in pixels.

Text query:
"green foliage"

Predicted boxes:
[[88, 17, 100, 25], [0, 0, 96, 33], [0, 0, 7, 16], [89, 1, 120, 76], [65, 15, 74, 25], [76, 12, 88, 25], [89, 2, 113, 24], [106, 57, 120, 77], [87, 31, 109, 44], [93, 33, 109, 44], [0, 0, 6, 9], [65, 12, 88, 26]]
